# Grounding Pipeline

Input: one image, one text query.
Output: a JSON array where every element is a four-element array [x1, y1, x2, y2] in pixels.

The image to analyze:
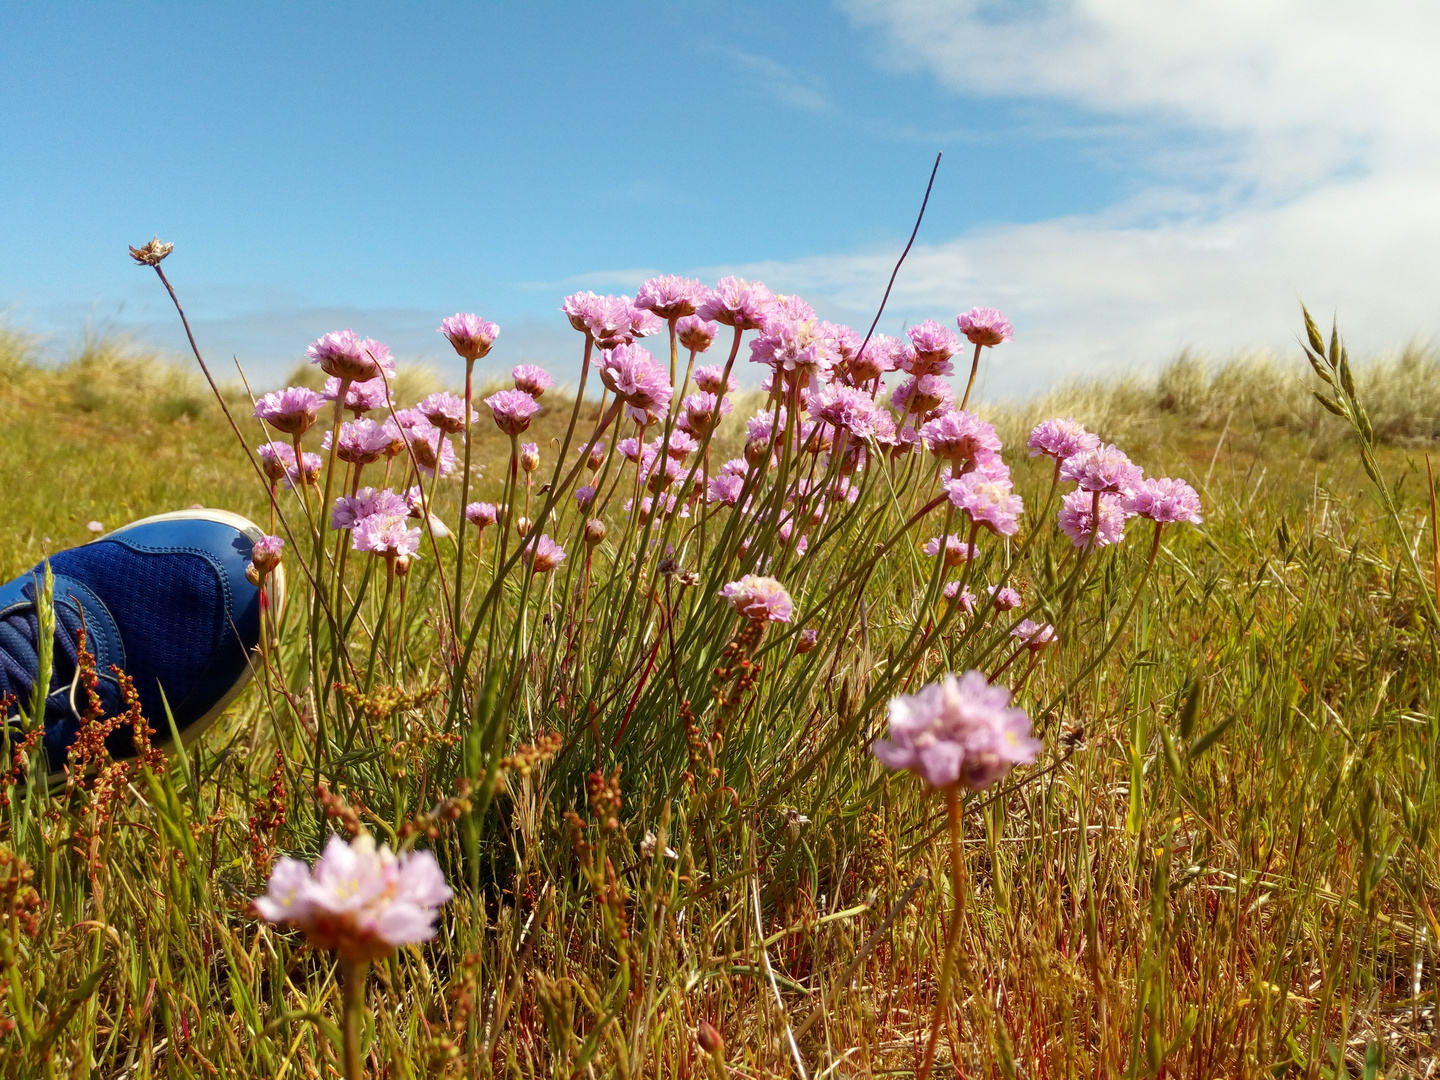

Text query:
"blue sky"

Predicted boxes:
[[4, 2, 1438, 395]]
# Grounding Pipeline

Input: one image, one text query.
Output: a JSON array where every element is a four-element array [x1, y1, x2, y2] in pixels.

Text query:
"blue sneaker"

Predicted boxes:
[[0, 509, 281, 779]]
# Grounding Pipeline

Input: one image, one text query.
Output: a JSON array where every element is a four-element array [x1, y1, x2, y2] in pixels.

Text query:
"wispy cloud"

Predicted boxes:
[[715, 46, 829, 112]]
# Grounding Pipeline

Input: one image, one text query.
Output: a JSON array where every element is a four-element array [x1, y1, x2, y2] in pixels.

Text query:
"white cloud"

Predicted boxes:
[[721, 1, 1440, 395]]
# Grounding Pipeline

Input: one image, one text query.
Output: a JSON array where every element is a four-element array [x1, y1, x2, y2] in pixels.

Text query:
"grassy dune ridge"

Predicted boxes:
[[0, 321, 1437, 1077]]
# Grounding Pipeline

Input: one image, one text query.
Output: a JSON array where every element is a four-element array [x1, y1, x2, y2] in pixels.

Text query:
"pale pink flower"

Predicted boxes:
[[331, 487, 408, 531], [617, 437, 644, 463], [574, 485, 596, 509], [890, 375, 953, 418], [1027, 418, 1099, 463], [771, 294, 815, 323], [307, 331, 395, 382], [465, 502, 498, 529], [905, 319, 960, 374], [923, 534, 977, 567], [583, 295, 645, 349], [1010, 619, 1056, 651], [512, 364, 554, 398], [946, 470, 1024, 536], [707, 473, 745, 506], [681, 392, 732, 437], [693, 364, 738, 394], [719, 575, 793, 623], [1123, 477, 1203, 525], [404, 420, 456, 478], [1058, 489, 1130, 548], [324, 375, 391, 415], [257, 441, 296, 482], [844, 334, 900, 384], [417, 392, 475, 434], [598, 343, 672, 421], [920, 410, 1002, 465], [796, 628, 819, 654], [253, 833, 452, 963], [255, 386, 325, 436], [956, 307, 1014, 347], [871, 671, 1039, 790], [750, 318, 836, 386], [284, 452, 322, 491], [659, 430, 698, 461], [524, 534, 566, 573], [677, 315, 718, 353], [635, 275, 709, 320], [484, 389, 540, 436], [812, 384, 884, 441], [697, 276, 775, 330], [1060, 443, 1144, 494], [323, 418, 392, 465], [720, 458, 749, 478], [353, 513, 421, 558], [987, 585, 1023, 611], [562, 291, 603, 333], [250, 534, 284, 572], [944, 582, 977, 612], [625, 493, 688, 523], [438, 313, 499, 361]]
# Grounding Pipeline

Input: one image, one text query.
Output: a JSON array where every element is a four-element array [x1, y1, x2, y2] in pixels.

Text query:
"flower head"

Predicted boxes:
[[512, 364, 554, 398], [677, 316, 719, 353], [255, 386, 325, 436], [812, 384, 884, 441], [707, 473, 745, 506], [1010, 619, 1056, 652], [891, 374, 953, 418], [845, 334, 900, 384], [284, 452, 322, 491], [796, 628, 819, 654], [465, 501, 498, 529], [417, 391, 475, 434], [1060, 443, 1144, 494], [520, 442, 540, 473], [484, 389, 540, 436], [332, 487, 408, 531], [129, 236, 173, 266], [635, 275, 709, 320], [923, 534, 977, 568], [257, 440, 296, 482], [920, 410, 1002, 466], [253, 833, 452, 963], [1123, 477, 1203, 525], [697, 276, 775, 330], [871, 671, 1039, 790], [307, 330, 394, 382], [905, 319, 961, 373], [403, 420, 456, 478], [598, 343, 672, 422], [987, 584, 1023, 611], [1027, 418, 1099, 462], [437, 313, 499, 361], [324, 376, 391, 415], [693, 364, 737, 395], [524, 534, 566, 573], [353, 513, 421, 559], [1058, 489, 1130, 548], [250, 534, 284, 573], [956, 307, 1014, 348], [324, 417, 393, 465], [719, 575, 793, 623], [945, 470, 1024, 536], [681, 391, 731, 437]]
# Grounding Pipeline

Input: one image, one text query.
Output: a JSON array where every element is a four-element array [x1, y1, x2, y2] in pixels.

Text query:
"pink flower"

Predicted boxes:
[[720, 458, 749, 478], [749, 319, 836, 386], [681, 392, 731, 437], [987, 585, 1022, 611], [625, 494, 688, 523], [812, 384, 884, 441], [403, 420, 456, 478], [920, 410, 1002, 465], [598, 343, 672, 422], [438, 313, 499, 361], [719, 575, 794, 623], [635, 275, 709, 320], [844, 334, 900, 384], [257, 441, 296, 482], [353, 513, 421, 558], [417, 392, 475, 434], [1122, 477, 1203, 525], [331, 487, 408, 531], [1060, 444, 1144, 494], [677, 316, 718, 353], [284, 452, 322, 491], [1027, 418, 1100, 462], [796, 627, 819, 653], [707, 473, 745, 506], [465, 502, 498, 529], [1010, 619, 1056, 652], [324, 375, 391, 415], [250, 534, 284, 572], [693, 364, 738, 395], [519, 442, 540, 473], [618, 437, 644, 463], [944, 582, 977, 612], [253, 833, 452, 963], [871, 671, 1039, 791], [945, 470, 1024, 536], [890, 375, 953, 418], [697, 277, 775, 330], [923, 534, 976, 567], [574, 485, 596, 509], [905, 320, 961, 373], [323, 418, 392, 465], [524, 534, 566, 573], [772, 294, 815, 323], [255, 386, 324, 436], [644, 454, 687, 493], [562, 291, 603, 333], [582, 295, 646, 349], [660, 430, 698, 461], [484, 389, 540, 436], [307, 330, 395, 383], [956, 307, 1014, 348], [512, 365, 554, 398], [1058, 489, 1130, 548]]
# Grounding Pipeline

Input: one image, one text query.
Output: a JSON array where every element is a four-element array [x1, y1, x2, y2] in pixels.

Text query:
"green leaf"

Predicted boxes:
[[1177, 676, 1202, 741]]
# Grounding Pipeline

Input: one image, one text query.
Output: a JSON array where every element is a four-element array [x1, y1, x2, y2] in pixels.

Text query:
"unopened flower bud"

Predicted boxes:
[[128, 236, 174, 266], [516, 516, 532, 537], [586, 441, 606, 470], [520, 442, 540, 473], [245, 562, 261, 586], [744, 437, 770, 467], [697, 1020, 724, 1056], [395, 554, 412, 577], [584, 518, 606, 546], [250, 534, 285, 574]]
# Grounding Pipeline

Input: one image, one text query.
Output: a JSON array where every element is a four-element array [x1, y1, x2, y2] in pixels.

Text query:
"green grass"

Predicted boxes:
[[0, 321, 1437, 1078]]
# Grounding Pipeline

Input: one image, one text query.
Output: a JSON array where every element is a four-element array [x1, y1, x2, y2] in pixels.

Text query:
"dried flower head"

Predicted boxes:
[[128, 236, 174, 266]]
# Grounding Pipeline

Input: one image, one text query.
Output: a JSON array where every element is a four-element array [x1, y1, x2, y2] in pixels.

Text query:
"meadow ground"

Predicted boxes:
[[0, 320, 1438, 1078]]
